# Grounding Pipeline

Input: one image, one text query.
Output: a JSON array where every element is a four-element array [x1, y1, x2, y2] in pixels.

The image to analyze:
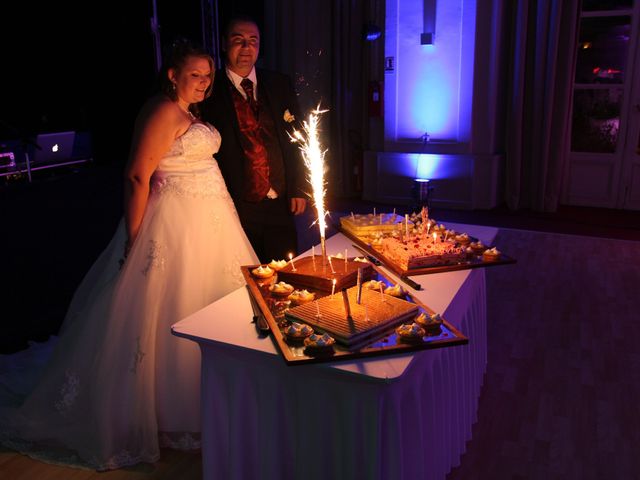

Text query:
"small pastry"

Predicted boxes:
[[396, 323, 425, 343], [415, 312, 443, 336], [384, 284, 405, 297], [268, 259, 288, 271], [469, 241, 487, 255], [455, 233, 471, 246], [251, 265, 274, 278], [269, 281, 294, 296], [284, 322, 314, 342], [304, 333, 336, 352], [482, 247, 501, 262], [365, 280, 385, 290], [288, 289, 315, 305]]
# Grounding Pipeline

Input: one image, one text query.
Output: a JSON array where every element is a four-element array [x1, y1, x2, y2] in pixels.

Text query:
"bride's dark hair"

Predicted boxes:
[[157, 37, 215, 115]]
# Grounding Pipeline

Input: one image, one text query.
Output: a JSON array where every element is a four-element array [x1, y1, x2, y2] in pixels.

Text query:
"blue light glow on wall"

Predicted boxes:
[[386, 0, 475, 144]]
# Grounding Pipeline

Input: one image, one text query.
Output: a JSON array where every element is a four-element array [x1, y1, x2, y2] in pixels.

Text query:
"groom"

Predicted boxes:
[[202, 15, 307, 263]]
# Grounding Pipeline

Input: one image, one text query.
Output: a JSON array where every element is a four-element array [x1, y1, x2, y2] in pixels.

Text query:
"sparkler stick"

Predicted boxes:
[[290, 106, 329, 265], [289, 252, 297, 271]]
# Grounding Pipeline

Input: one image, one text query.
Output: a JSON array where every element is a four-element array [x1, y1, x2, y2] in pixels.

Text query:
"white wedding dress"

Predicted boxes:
[[0, 122, 258, 470]]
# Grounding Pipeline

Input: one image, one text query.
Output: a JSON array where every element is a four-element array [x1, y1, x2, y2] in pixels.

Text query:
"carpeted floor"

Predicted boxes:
[[447, 228, 640, 480]]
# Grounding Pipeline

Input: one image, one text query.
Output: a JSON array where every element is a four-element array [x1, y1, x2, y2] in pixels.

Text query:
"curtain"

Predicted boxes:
[[264, 0, 378, 197], [504, 0, 580, 211]]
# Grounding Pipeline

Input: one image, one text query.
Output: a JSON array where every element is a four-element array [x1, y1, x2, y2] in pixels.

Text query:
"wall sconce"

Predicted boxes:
[[421, 0, 436, 45]]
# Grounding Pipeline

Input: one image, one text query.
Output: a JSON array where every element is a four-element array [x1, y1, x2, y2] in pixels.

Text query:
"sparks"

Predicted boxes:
[[290, 105, 329, 262]]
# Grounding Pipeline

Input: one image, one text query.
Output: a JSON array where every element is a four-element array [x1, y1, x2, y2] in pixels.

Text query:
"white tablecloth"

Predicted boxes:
[[172, 223, 497, 479]]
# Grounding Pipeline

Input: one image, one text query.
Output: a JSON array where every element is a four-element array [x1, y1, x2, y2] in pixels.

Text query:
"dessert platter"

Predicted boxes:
[[338, 209, 516, 276], [242, 257, 468, 365]]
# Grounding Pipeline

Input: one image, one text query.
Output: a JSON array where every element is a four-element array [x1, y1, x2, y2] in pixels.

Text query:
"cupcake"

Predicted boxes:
[[415, 312, 443, 336], [304, 333, 336, 353], [469, 241, 487, 255], [269, 281, 295, 296], [268, 259, 288, 271], [288, 289, 316, 305], [482, 247, 501, 262], [365, 280, 385, 290], [251, 265, 274, 279], [455, 233, 471, 246], [284, 322, 314, 343], [396, 323, 426, 343], [384, 284, 405, 297]]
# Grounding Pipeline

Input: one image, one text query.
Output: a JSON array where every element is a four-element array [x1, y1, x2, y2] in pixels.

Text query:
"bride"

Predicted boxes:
[[0, 39, 258, 470]]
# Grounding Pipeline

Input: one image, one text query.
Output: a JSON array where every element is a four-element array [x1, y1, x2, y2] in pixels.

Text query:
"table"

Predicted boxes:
[[171, 223, 497, 479]]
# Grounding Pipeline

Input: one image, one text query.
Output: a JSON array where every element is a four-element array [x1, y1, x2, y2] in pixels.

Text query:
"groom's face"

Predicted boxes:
[[225, 20, 260, 77]]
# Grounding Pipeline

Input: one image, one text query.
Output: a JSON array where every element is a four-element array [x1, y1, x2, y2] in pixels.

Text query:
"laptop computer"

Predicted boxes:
[[32, 131, 75, 164]]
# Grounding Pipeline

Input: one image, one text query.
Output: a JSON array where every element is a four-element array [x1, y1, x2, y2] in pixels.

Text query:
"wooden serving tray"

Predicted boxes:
[[241, 264, 468, 366], [339, 226, 517, 277]]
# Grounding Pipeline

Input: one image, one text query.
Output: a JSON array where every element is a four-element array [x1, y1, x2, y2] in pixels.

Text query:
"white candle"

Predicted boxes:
[[427, 221, 431, 235], [289, 252, 297, 271], [331, 278, 336, 298], [393, 208, 396, 217], [432, 232, 437, 244], [405, 214, 409, 237], [373, 207, 376, 216], [328, 256, 335, 274], [351, 211, 355, 219]]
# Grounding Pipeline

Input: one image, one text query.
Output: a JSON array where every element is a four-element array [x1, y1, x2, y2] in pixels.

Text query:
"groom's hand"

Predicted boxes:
[[290, 197, 307, 215]]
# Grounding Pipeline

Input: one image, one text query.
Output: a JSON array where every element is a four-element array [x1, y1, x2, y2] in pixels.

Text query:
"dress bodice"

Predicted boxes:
[[151, 122, 229, 199], [156, 122, 221, 175]]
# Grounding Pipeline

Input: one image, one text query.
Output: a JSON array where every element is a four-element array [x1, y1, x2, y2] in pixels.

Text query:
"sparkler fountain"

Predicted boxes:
[[291, 106, 329, 265]]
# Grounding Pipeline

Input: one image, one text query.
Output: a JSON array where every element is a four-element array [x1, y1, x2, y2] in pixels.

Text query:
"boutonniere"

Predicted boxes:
[[283, 109, 295, 123]]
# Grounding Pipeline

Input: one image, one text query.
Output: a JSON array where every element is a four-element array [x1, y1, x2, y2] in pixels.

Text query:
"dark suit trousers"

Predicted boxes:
[[235, 197, 298, 264]]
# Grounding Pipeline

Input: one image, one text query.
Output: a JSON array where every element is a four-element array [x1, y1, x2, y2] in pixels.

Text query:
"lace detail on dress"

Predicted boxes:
[[54, 370, 80, 415], [95, 449, 160, 471], [151, 172, 231, 199], [141, 240, 165, 276], [159, 432, 201, 451], [223, 253, 246, 288], [130, 336, 146, 374]]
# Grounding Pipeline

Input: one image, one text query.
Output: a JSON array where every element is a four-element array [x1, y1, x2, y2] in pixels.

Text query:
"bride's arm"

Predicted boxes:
[[123, 99, 182, 256]]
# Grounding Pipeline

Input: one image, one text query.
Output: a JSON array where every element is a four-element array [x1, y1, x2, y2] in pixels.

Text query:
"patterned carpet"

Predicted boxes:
[[447, 228, 640, 480]]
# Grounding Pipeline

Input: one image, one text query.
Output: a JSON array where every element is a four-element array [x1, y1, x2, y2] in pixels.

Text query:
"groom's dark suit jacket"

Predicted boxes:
[[201, 68, 306, 261], [202, 68, 305, 204]]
